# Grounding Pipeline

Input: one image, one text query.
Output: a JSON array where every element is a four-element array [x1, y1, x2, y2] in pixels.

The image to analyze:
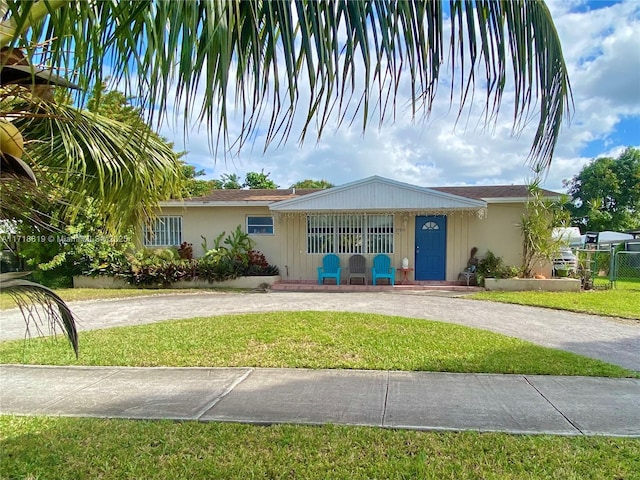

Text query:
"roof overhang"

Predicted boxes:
[[481, 197, 531, 204], [270, 176, 487, 215], [482, 196, 561, 204]]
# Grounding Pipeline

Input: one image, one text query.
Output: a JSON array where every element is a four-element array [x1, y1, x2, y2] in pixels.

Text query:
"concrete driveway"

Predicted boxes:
[[1, 290, 639, 371]]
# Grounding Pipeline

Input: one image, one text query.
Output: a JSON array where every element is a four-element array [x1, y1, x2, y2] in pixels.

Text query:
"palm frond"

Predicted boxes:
[[2, 98, 183, 232], [1, 273, 78, 357], [1, 0, 572, 170], [0, 151, 37, 182]]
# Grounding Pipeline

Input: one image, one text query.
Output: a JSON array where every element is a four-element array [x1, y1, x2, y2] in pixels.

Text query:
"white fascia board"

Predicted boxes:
[[482, 197, 528, 204]]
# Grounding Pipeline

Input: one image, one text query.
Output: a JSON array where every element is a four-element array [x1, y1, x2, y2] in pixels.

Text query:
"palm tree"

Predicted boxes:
[[1, 72, 183, 356], [1, 0, 571, 170], [0, 0, 572, 354]]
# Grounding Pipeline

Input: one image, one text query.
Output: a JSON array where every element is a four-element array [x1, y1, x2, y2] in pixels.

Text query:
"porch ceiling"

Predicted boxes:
[[270, 176, 487, 214]]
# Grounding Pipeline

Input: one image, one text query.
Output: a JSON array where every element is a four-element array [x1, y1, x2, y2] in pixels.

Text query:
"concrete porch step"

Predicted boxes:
[[271, 281, 484, 293]]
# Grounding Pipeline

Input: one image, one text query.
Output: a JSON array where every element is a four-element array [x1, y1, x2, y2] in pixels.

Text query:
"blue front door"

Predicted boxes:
[[415, 215, 447, 280]]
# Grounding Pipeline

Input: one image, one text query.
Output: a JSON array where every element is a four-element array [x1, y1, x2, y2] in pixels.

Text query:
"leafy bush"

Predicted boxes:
[[16, 201, 134, 283], [124, 249, 194, 286], [196, 256, 244, 282], [241, 250, 280, 276], [476, 250, 518, 285], [519, 179, 570, 277]]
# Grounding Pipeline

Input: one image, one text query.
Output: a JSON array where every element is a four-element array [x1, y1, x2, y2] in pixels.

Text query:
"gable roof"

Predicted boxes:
[[270, 176, 486, 213]]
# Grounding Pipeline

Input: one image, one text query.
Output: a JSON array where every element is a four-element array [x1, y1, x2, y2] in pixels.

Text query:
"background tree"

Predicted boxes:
[[179, 164, 221, 198], [87, 84, 216, 200], [244, 170, 278, 189], [564, 148, 640, 232], [86, 81, 143, 126], [219, 173, 242, 190], [291, 179, 334, 189]]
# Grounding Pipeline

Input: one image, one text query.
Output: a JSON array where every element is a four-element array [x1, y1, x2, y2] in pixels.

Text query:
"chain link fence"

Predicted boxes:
[[613, 251, 640, 290]]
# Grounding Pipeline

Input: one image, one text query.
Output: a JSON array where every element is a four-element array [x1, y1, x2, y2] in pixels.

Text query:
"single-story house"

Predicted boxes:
[[147, 176, 558, 283]]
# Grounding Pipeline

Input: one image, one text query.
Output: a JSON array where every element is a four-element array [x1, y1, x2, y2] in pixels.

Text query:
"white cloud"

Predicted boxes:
[[161, 1, 640, 193]]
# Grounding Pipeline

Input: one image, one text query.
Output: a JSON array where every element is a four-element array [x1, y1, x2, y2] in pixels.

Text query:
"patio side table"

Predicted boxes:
[[396, 267, 414, 285]]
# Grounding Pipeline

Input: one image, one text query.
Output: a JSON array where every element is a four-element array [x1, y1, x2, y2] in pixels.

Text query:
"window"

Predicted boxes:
[[307, 214, 393, 254], [247, 216, 274, 235], [422, 221, 440, 230], [143, 216, 182, 247]]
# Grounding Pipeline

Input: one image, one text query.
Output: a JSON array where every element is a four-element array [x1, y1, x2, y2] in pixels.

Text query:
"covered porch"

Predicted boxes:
[[269, 176, 487, 284]]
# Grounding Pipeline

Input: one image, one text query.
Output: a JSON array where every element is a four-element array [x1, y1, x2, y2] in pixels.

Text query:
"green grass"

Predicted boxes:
[[471, 289, 640, 320], [0, 288, 220, 310], [0, 312, 633, 377], [612, 278, 640, 290], [2, 416, 638, 480]]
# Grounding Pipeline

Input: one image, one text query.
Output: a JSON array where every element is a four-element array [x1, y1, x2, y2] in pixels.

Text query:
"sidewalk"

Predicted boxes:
[[2, 365, 638, 437]]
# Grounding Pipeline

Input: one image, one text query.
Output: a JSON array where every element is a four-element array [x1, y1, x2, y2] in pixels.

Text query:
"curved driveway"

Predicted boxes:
[[1, 291, 638, 371]]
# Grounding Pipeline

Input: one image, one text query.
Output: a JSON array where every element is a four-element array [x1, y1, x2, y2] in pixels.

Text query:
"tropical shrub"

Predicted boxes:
[[476, 250, 518, 285], [242, 250, 280, 276], [519, 178, 570, 277], [19, 222, 279, 287], [123, 248, 191, 286], [120, 227, 278, 286]]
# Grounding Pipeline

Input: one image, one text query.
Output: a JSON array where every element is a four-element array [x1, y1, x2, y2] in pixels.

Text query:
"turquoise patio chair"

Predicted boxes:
[[372, 254, 395, 286], [317, 254, 342, 285]]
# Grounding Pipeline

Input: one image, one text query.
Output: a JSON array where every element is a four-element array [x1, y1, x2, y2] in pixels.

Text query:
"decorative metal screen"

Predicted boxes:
[[307, 214, 393, 254], [367, 214, 394, 254], [143, 216, 182, 247], [307, 215, 334, 254]]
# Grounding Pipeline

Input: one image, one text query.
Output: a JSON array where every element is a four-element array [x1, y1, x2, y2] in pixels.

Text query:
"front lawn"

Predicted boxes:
[[2, 416, 638, 479], [470, 289, 640, 320], [0, 312, 633, 377]]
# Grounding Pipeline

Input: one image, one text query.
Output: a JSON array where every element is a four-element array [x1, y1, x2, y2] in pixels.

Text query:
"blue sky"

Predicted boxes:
[[159, 0, 640, 192]]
